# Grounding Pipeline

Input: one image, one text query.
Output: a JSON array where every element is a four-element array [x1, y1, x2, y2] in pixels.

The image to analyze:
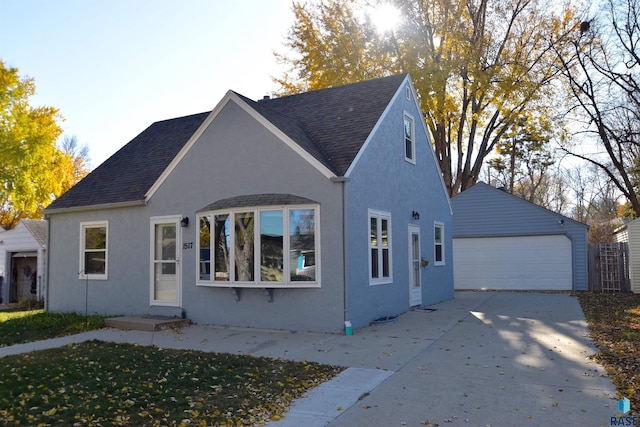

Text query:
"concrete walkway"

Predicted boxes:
[[0, 292, 619, 426]]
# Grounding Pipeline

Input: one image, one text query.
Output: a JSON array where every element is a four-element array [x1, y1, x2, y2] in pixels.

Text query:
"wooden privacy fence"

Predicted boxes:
[[588, 242, 630, 292]]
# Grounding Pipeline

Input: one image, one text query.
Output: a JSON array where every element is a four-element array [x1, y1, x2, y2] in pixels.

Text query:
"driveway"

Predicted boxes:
[[0, 292, 618, 426], [319, 292, 617, 426]]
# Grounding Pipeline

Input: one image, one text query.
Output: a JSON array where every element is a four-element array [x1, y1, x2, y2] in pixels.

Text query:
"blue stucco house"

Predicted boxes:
[[44, 74, 453, 332]]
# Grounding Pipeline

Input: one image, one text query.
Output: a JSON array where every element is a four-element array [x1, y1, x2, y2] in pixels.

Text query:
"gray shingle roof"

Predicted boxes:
[[47, 74, 407, 211], [21, 219, 47, 247], [198, 194, 318, 212], [47, 112, 210, 210], [250, 74, 408, 175]]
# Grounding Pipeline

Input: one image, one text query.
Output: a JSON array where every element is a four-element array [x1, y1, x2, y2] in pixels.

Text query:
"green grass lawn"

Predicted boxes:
[[0, 309, 343, 426], [0, 309, 106, 347]]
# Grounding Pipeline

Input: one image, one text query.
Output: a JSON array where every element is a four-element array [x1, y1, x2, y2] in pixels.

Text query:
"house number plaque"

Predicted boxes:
[[183, 242, 193, 249]]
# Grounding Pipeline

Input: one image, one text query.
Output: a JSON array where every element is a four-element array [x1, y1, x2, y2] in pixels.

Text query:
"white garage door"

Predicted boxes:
[[454, 235, 572, 290]]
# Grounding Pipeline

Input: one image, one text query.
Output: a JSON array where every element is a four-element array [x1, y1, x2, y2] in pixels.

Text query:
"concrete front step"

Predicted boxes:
[[104, 315, 191, 332]]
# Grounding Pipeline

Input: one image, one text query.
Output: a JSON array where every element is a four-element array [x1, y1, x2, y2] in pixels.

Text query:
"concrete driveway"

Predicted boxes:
[[320, 292, 618, 426], [0, 292, 619, 426]]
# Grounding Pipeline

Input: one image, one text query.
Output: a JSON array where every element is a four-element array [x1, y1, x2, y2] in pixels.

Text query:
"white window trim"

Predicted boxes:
[[197, 213, 212, 282], [79, 220, 108, 280], [403, 112, 416, 164], [369, 209, 392, 285], [434, 221, 445, 266], [197, 204, 320, 288]]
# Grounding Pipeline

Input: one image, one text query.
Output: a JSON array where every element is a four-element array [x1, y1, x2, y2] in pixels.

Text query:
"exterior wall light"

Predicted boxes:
[[181, 217, 189, 227], [412, 211, 420, 220]]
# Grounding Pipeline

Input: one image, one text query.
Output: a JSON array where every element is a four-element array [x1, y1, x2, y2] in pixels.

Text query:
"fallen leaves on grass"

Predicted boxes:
[[0, 340, 343, 426], [577, 292, 640, 411]]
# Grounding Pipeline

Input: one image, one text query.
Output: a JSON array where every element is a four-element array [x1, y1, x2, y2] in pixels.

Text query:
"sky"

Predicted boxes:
[[1, 0, 296, 168]]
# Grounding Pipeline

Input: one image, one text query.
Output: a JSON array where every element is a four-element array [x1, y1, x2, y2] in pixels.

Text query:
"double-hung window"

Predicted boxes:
[[434, 222, 445, 266], [404, 113, 415, 163], [369, 210, 392, 284], [197, 204, 319, 287], [80, 221, 108, 279]]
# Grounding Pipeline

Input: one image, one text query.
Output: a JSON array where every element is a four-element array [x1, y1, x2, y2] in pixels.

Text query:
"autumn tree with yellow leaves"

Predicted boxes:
[[0, 60, 88, 230], [275, 0, 579, 196]]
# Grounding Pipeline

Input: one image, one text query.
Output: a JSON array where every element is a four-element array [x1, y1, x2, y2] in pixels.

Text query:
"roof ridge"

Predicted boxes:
[[260, 73, 409, 103], [151, 110, 211, 125]]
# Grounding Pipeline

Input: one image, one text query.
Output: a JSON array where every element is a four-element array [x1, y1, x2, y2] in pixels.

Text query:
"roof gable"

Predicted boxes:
[[452, 182, 586, 227], [252, 74, 408, 176], [46, 74, 409, 212]]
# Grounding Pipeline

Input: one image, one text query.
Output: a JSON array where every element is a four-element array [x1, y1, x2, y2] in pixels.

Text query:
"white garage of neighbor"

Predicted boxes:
[[451, 183, 588, 291], [0, 219, 47, 303], [453, 235, 573, 291]]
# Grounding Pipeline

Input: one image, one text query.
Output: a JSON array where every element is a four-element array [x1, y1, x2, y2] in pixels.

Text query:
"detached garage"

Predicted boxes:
[[451, 183, 588, 291]]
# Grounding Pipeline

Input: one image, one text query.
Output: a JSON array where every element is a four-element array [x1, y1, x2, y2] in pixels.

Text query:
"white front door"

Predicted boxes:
[[150, 216, 181, 306], [408, 224, 422, 307]]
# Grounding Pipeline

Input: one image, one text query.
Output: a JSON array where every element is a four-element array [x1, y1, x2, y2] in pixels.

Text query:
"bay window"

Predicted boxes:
[[198, 215, 211, 280], [197, 204, 319, 287]]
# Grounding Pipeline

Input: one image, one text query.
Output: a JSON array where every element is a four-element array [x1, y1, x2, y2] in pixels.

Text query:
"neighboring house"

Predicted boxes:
[[451, 182, 588, 291], [0, 220, 47, 303], [44, 74, 454, 332], [613, 219, 640, 293]]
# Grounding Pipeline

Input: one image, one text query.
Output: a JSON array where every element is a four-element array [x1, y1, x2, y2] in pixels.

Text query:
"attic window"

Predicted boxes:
[[404, 113, 415, 163], [197, 204, 319, 288], [405, 85, 411, 100]]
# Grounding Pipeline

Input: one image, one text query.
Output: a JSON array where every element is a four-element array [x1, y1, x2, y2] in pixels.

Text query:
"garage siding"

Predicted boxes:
[[613, 220, 640, 293], [454, 235, 573, 290], [451, 183, 589, 291]]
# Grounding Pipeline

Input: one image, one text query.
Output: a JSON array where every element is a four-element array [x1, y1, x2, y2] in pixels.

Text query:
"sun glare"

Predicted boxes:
[[371, 3, 401, 33]]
